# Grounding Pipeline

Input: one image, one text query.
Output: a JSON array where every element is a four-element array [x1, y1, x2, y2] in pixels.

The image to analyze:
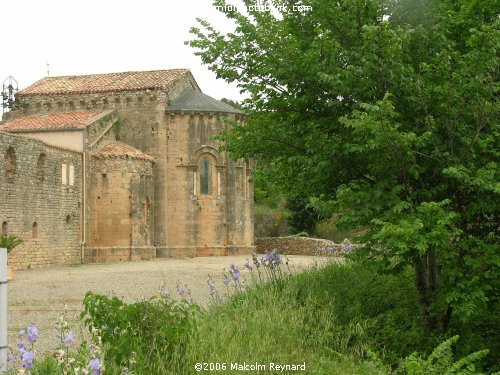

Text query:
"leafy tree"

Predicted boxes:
[[285, 195, 323, 235], [187, 0, 499, 338]]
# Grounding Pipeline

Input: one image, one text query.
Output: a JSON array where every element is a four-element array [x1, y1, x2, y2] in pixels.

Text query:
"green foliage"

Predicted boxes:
[[286, 195, 324, 234], [0, 234, 22, 254], [254, 202, 291, 237], [30, 357, 60, 374], [399, 336, 489, 375], [81, 291, 200, 373], [182, 262, 391, 374], [187, 0, 499, 336], [294, 261, 428, 366]]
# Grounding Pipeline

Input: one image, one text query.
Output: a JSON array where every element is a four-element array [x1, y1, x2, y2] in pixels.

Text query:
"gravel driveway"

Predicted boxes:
[[7, 255, 330, 354]]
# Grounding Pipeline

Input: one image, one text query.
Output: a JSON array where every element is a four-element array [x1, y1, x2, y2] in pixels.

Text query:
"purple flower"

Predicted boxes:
[[21, 351, 34, 369], [162, 289, 169, 297], [244, 262, 253, 271], [26, 325, 38, 343], [27, 326, 38, 336], [261, 249, 281, 268], [90, 358, 100, 375], [208, 280, 217, 296], [178, 287, 186, 296], [252, 252, 261, 267], [7, 354, 14, 362], [232, 269, 240, 281], [19, 329, 25, 336], [223, 279, 229, 286], [64, 332, 75, 346]]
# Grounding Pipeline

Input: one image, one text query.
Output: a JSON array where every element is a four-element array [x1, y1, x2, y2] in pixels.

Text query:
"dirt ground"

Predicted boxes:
[[7, 255, 334, 354]]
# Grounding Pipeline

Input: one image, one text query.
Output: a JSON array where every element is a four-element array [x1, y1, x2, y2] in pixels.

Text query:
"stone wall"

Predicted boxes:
[[86, 155, 154, 263], [256, 236, 353, 256], [154, 112, 254, 257], [0, 132, 82, 269]]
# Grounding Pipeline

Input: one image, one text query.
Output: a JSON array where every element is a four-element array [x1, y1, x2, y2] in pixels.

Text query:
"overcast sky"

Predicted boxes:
[[0, 0, 244, 101]]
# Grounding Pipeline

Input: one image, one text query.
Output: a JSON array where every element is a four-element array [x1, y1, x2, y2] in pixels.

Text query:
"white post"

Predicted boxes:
[[0, 247, 7, 372]]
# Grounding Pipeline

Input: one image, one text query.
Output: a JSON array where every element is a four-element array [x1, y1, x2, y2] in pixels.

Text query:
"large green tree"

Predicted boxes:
[[187, 0, 499, 335]]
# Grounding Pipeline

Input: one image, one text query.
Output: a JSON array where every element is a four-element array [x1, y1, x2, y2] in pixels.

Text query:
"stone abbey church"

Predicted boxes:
[[0, 69, 254, 269]]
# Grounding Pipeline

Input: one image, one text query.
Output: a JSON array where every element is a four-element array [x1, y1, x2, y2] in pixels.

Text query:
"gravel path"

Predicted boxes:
[[7, 255, 332, 354]]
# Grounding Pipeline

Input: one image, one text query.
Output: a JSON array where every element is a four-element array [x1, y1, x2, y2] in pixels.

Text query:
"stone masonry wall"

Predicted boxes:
[[256, 236, 351, 256], [0, 132, 82, 269], [86, 156, 154, 263]]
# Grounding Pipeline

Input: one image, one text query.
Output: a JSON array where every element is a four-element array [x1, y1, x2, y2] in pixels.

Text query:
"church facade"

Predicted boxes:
[[0, 69, 254, 269]]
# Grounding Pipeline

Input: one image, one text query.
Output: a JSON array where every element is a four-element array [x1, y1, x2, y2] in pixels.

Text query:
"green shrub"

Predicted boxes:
[[399, 336, 489, 375], [293, 261, 428, 365], [81, 291, 199, 373], [254, 203, 291, 237]]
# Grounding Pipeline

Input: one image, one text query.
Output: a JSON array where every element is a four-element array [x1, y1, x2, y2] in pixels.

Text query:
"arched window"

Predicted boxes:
[[4, 147, 17, 182], [36, 153, 46, 182], [199, 159, 211, 195], [65, 215, 72, 225], [1, 221, 7, 236], [32, 222, 38, 239]]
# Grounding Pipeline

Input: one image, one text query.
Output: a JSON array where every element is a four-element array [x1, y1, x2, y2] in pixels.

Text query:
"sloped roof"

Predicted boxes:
[[92, 140, 154, 162], [19, 69, 190, 96], [0, 111, 107, 132], [165, 88, 244, 114]]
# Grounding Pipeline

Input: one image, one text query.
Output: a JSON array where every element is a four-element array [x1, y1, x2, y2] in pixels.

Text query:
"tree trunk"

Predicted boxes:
[[427, 251, 438, 292], [413, 254, 437, 335]]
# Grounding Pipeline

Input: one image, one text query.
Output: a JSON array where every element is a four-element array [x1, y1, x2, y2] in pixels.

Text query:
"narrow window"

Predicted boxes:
[[144, 197, 151, 223], [217, 171, 221, 196], [69, 164, 75, 186], [102, 173, 108, 189], [4, 147, 17, 182], [36, 153, 46, 182], [103, 98, 109, 109], [1, 221, 7, 236], [61, 163, 67, 185], [241, 165, 246, 198], [65, 215, 71, 224], [199, 159, 211, 195], [32, 222, 38, 239], [245, 161, 251, 199]]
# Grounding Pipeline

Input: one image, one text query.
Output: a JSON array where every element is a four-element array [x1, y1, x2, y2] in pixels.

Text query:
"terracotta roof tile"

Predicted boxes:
[[0, 111, 105, 132], [19, 69, 190, 96], [92, 140, 154, 162]]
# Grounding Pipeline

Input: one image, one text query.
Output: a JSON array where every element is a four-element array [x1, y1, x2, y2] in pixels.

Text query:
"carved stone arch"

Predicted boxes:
[[190, 145, 223, 166]]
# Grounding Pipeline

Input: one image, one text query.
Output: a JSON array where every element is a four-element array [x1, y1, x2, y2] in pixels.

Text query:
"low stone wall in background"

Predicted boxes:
[[256, 236, 356, 256]]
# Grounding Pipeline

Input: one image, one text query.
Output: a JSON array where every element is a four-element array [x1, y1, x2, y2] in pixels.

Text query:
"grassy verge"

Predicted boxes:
[[18, 258, 495, 374]]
